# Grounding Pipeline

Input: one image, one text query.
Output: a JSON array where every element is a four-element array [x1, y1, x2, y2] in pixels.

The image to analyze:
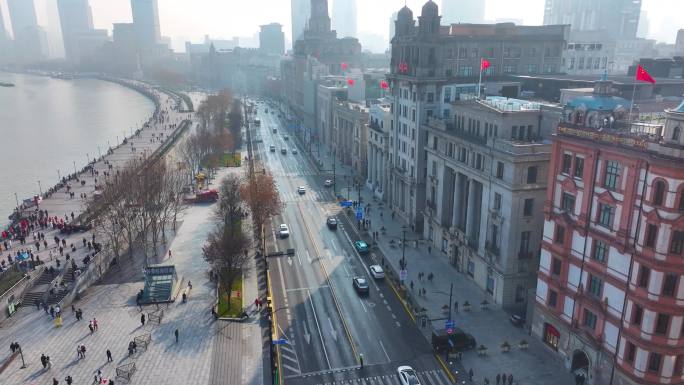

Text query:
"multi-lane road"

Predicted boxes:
[[249, 101, 453, 385]]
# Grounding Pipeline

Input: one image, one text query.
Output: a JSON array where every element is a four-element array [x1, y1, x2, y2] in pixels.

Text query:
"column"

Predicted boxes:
[[466, 179, 478, 239], [453, 173, 464, 229]]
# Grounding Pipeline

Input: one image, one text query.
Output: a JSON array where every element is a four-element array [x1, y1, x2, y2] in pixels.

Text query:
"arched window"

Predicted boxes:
[[653, 180, 666, 206], [673, 126, 681, 141]]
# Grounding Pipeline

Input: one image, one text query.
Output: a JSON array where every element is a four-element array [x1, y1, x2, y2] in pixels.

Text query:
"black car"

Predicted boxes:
[[326, 217, 338, 229], [352, 277, 369, 295], [431, 328, 476, 352]]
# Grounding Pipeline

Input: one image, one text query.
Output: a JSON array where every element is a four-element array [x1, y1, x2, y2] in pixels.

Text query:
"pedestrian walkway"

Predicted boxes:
[[306, 141, 574, 385]]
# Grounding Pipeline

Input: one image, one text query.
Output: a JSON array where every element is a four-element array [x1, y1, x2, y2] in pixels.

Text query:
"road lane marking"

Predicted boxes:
[[297, 252, 302, 266], [342, 264, 351, 277], [306, 249, 313, 264], [331, 239, 337, 251], [286, 285, 330, 292], [306, 289, 331, 369], [378, 340, 391, 362], [327, 317, 339, 342], [358, 297, 368, 313]]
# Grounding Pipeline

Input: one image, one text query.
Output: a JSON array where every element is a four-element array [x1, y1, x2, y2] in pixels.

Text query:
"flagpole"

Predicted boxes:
[[477, 59, 483, 99], [628, 80, 637, 126]]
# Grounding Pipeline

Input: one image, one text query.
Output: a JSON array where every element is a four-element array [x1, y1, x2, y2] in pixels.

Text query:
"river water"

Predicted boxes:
[[0, 72, 155, 228]]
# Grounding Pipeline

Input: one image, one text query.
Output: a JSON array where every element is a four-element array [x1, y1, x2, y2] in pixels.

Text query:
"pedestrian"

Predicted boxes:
[[254, 298, 260, 310], [65, 375, 73, 385], [508, 374, 513, 385], [410, 280, 414, 290], [106, 349, 113, 362], [428, 246, 432, 254], [35, 298, 40, 310], [93, 318, 99, 331], [53, 377, 59, 385], [46, 355, 52, 369], [174, 328, 179, 343], [77, 345, 82, 359], [96, 369, 102, 381], [81, 345, 86, 358], [168, 249, 172, 259], [41, 354, 47, 369], [140, 314, 145, 326], [88, 322, 94, 333], [497, 373, 501, 385], [468, 368, 474, 381]]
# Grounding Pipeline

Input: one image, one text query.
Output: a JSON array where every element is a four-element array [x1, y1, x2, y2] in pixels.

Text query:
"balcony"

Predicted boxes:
[[557, 121, 664, 150]]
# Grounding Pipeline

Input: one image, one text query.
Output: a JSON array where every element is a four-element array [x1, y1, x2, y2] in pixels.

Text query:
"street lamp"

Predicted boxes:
[[37, 180, 42, 196], [16, 343, 26, 369]]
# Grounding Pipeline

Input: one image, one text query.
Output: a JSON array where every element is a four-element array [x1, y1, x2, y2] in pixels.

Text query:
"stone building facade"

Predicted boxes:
[[333, 100, 369, 178]]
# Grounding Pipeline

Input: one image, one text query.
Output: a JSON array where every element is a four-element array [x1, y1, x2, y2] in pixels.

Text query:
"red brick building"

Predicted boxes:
[[532, 83, 684, 385]]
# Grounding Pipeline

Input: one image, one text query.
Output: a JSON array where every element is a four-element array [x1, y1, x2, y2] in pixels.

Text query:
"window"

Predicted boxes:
[[653, 181, 666, 206], [476, 153, 483, 170], [670, 231, 684, 255], [431, 161, 437, 176], [645, 224, 658, 248], [604, 160, 620, 191], [427, 92, 434, 103], [583, 309, 597, 330], [648, 353, 662, 373], [655, 314, 670, 335], [444, 87, 451, 103], [527, 166, 538, 184], [662, 274, 678, 297], [593, 240, 608, 263], [561, 154, 572, 174], [523, 198, 534, 216], [588, 275, 602, 298], [598, 204, 615, 229], [496, 162, 504, 179], [520, 231, 531, 257], [551, 258, 562, 276], [638, 266, 650, 288], [511, 126, 518, 140], [462, 66, 473, 76], [632, 304, 643, 326], [675, 355, 684, 376], [673, 126, 681, 141], [574, 157, 584, 178], [494, 193, 502, 211], [561, 193, 575, 213], [548, 290, 558, 308], [555, 225, 565, 244], [625, 342, 636, 363]]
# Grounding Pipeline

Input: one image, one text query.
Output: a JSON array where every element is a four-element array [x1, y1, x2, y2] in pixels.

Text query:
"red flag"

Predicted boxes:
[[347, 78, 355, 86], [341, 62, 348, 71], [635, 64, 655, 84], [398, 62, 409, 73], [380, 80, 389, 89], [480, 58, 490, 72]]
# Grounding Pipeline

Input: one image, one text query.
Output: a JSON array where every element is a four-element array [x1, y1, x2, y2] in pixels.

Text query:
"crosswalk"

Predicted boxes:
[[306, 369, 451, 385]]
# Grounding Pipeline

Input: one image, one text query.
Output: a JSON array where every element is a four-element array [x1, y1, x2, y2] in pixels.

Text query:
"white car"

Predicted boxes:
[[292, 148, 298, 154], [297, 186, 306, 194], [397, 366, 421, 385], [369, 265, 384, 279], [278, 224, 290, 238], [324, 179, 334, 187]]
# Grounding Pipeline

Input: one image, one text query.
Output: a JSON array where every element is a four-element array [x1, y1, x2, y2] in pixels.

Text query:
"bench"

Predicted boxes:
[[115, 362, 136, 381], [134, 333, 152, 350], [148, 309, 164, 324]]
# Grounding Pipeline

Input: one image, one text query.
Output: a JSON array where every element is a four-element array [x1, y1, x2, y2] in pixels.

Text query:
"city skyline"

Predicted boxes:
[[0, 0, 681, 55]]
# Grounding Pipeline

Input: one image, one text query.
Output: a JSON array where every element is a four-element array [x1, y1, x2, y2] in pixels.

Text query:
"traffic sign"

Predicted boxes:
[[356, 209, 363, 221], [272, 338, 288, 345], [445, 319, 455, 329], [446, 328, 454, 335], [399, 269, 408, 281], [340, 200, 353, 207]]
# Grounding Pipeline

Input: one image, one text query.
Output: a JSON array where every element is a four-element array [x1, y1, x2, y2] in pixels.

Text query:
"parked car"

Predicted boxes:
[[326, 217, 338, 229], [354, 240, 369, 254], [352, 277, 369, 295], [397, 366, 421, 385], [278, 224, 290, 238], [270, 145, 276, 152], [431, 328, 476, 352], [369, 265, 384, 279], [281, 148, 287, 154]]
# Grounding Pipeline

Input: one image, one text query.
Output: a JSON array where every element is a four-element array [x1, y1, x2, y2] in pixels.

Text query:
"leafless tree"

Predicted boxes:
[[202, 224, 250, 307], [240, 165, 282, 243]]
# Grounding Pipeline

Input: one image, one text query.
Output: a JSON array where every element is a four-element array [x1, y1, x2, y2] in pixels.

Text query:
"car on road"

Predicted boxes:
[[278, 224, 290, 238], [352, 277, 369, 295], [397, 366, 420, 385], [283, 135, 289, 141], [270, 145, 276, 152], [292, 148, 298, 154], [324, 179, 334, 187], [297, 186, 306, 194], [369, 265, 384, 279], [354, 240, 369, 254], [272, 128, 277, 133], [326, 217, 338, 229], [431, 328, 477, 352], [281, 148, 287, 154]]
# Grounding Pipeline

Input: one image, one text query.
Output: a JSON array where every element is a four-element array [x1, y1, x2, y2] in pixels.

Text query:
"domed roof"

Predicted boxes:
[[566, 95, 631, 112], [675, 99, 684, 113], [421, 0, 438, 17], [398, 5, 413, 19]]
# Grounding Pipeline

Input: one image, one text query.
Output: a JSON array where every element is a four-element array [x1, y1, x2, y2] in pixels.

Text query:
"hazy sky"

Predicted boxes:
[[2, 0, 682, 53]]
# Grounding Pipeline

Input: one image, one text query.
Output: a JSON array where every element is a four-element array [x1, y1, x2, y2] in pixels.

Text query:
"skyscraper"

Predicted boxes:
[[308, 0, 331, 35], [441, 0, 485, 24], [331, 0, 357, 38], [291, 0, 310, 45], [7, 0, 48, 63], [543, 0, 641, 39], [389, 12, 397, 43], [0, 6, 8, 42], [130, 0, 161, 46], [259, 23, 285, 55], [57, 0, 94, 61]]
